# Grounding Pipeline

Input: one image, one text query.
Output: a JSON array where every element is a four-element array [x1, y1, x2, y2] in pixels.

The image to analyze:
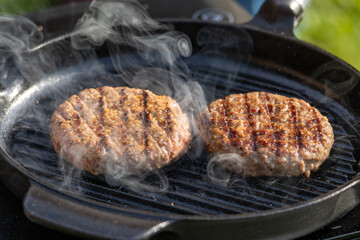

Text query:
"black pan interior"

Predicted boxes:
[[0, 23, 360, 217]]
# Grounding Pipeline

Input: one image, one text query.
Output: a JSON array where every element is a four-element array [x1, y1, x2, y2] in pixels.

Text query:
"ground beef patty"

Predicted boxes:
[[50, 86, 191, 176], [198, 91, 334, 177]]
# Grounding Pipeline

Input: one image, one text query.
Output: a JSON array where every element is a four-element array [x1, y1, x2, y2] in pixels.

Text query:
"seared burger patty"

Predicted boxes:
[[199, 92, 334, 177], [50, 86, 191, 176]]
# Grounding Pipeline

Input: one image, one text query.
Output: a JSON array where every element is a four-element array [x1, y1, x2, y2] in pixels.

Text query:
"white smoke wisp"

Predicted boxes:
[[311, 61, 359, 98], [206, 153, 245, 187], [0, 0, 255, 193], [71, 0, 160, 48], [67, 0, 207, 192], [71, 0, 191, 66], [0, 15, 43, 104], [0, 0, 203, 194]]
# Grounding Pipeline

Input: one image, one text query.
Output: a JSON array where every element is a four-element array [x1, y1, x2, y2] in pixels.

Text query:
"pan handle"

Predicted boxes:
[[246, 0, 312, 36], [23, 183, 173, 240]]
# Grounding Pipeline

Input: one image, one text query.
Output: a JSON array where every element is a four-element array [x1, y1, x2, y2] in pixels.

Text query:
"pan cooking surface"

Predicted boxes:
[[1, 55, 359, 216]]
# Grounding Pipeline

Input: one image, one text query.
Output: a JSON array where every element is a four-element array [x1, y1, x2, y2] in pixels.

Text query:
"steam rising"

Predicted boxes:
[[312, 61, 359, 96], [0, 0, 358, 197], [0, 0, 208, 193], [0, 0, 198, 192], [0, 15, 41, 104], [207, 153, 240, 187], [65, 0, 207, 192]]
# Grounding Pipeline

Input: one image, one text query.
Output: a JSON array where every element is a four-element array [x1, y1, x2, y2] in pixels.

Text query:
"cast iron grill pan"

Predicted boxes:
[[0, 10, 360, 237], [2, 53, 359, 217]]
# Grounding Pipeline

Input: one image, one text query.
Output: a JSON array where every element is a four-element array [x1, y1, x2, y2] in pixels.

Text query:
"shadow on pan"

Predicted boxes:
[[0, 0, 360, 240]]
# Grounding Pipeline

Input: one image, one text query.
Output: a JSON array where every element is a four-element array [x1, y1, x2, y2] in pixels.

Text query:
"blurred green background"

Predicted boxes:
[[295, 0, 360, 71], [0, 0, 360, 71], [0, 0, 52, 14]]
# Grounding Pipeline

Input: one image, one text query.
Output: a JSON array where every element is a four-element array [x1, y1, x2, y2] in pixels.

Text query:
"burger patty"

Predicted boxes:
[[198, 92, 334, 177], [50, 86, 191, 176]]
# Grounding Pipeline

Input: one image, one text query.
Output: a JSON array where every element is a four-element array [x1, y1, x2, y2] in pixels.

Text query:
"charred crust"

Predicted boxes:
[[142, 90, 150, 157], [312, 108, 324, 146], [164, 106, 173, 133], [119, 88, 126, 106], [221, 98, 233, 149], [264, 92, 277, 152], [200, 91, 334, 177], [245, 93, 257, 152], [50, 86, 191, 175], [118, 88, 128, 122], [289, 98, 302, 154]]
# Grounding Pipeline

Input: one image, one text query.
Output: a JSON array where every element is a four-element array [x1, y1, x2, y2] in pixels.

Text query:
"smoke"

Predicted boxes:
[[203, 55, 360, 187], [310, 61, 360, 138], [0, 0, 257, 193], [207, 153, 240, 187], [0, 15, 41, 105], [311, 61, 359, 97], [1, 0, 356, 200], [62, 0, 208, 192]]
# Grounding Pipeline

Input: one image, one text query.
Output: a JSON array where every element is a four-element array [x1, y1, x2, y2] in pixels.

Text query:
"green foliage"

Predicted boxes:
[[295, 0, 360, 70], [0, 0, 52, 14]]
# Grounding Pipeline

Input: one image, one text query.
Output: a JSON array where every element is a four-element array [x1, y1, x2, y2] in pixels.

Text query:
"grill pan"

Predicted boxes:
[[1, 0, 360, 239]]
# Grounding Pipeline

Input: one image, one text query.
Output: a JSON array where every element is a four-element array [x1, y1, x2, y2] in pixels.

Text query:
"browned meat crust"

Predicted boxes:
[[50, 86, 191, 175], [198, 92, 334, 177]]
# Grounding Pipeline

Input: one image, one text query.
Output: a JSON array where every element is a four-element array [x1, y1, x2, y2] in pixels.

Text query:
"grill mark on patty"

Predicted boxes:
[[285, 98, 292, 150], [114, 88, 143, 149], [228, 96, 242, 149], [58, 105, 82, 136], [78, 91, 106, 137], [96, 88, 119, 153], [263, 92, 276, 152], [272, 95, 283, 156], [74, 91, 121, 155], [139, 90, 169, 162], [66, 99, 99, 140], [293, 99, 304, 149], [116, 88, 129, 146], [221, 97, 236, 149], [97, 90, 106, 137], [99, 87, 132, 155], [118, 88, 128, 122], [58, 101, 104, 154], [111, 88, 150, 159], [53, 111, 83, 146], [72, 110, 82, 135], [253, 93, 259, 151], [163, 101, 174, 153], [245, 93, 257, 152], [217, 98, 229, 149], [144, 97, 172, 161], [312, 108, 324, 147], [142, 90, 150, 158], [164, 104, 172, 133], [116, 88, 166, 160], [140, 91, 169, 161], [289, 98, 301, 154]]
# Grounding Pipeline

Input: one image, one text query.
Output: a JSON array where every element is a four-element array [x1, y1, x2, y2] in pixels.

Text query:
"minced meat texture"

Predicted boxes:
[[198, 91, 334, 177], [50, 86, 191, 176]]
